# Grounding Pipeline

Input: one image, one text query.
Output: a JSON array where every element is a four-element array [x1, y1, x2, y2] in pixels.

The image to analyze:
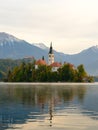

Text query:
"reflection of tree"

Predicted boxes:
[[58, 87, 75, 102], [76, 86, 86, 103], [0, 85, 86, 106], [0, 85, 87, 107], [0, 85, 87, 129]]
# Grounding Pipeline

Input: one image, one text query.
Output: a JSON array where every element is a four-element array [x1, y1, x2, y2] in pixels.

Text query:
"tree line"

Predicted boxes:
[[6, 62, 94, 82], [0, 58, 35, 81]]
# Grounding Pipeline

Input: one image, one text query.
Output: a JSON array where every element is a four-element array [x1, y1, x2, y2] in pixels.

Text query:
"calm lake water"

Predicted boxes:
[[0, 83, 98, 130]]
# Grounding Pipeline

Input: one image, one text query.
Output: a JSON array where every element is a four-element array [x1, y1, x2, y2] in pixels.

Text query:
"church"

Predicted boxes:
[[35, 43, 62, 71]]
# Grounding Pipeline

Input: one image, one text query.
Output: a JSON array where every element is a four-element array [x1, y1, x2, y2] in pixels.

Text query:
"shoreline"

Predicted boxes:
[[0, 82, 98, 86]]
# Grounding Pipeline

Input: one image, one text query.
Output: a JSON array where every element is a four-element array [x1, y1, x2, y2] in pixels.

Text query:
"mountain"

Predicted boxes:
[[32, 43, 98, 75], [33, 43, 98, 66], [0, 33, 67, 62], [0, 32, 98, 75], [67, 46, 98, 66], [33, 43, 49, 51], [33, 43, 69, 63], [85, 60, 98, 75], [63, 45, 98, 75], [0, 32, 47, 59]]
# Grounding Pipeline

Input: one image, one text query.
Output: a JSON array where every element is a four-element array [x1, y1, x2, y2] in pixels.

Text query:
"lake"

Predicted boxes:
[[0, 83, 98, 130]]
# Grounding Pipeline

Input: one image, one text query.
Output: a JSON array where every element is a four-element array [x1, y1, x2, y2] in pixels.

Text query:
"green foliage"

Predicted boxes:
[[7, 62, 94, 82], [0, 58, 35, 80], [77, 64, 87, 82], [87, 76, 94, 82], [8, 62, 34, 82], [58, 64, 76, 82]]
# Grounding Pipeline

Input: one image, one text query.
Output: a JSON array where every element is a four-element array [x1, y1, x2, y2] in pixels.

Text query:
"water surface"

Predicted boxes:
[[0, 83, 98, 130]]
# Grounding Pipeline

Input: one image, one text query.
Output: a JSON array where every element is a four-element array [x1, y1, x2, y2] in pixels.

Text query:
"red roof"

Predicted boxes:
[[69, 64, 74, 68], [50, 62, 62, 67], [35, 59, 47, 65]]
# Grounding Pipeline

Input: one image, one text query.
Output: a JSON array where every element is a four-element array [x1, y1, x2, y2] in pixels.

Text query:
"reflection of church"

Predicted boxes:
[[35, 42, 62, 71]]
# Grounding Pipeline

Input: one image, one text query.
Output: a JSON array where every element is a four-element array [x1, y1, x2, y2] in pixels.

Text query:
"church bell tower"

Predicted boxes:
[[48, 42, 54, 65]]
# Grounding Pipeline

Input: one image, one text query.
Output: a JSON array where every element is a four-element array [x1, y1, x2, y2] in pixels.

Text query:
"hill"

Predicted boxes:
[[0, 32, 98, 75]]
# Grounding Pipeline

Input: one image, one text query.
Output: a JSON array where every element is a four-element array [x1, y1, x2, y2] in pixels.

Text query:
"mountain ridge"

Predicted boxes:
[[0, 32, 98, 75]]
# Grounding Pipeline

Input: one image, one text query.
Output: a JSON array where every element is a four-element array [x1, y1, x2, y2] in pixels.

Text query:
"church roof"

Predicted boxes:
[[50, 62, 62, 67], [35, 59, 47, 65]]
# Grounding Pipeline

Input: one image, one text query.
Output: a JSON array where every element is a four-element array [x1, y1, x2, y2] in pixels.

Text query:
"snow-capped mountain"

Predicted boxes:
[[0, 32, 20, 46], [0, 32, 48, 59], [0, 32, 98, 75], [0, 32, 20, 42], [33, 43, 49, 51]]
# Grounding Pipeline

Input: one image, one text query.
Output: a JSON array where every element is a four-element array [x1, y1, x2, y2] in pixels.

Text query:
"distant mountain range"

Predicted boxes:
[[0, 32, 98, 75]]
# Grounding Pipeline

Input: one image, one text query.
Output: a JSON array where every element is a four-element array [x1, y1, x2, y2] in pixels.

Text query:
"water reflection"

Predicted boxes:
[[0, 84, 98, 130]]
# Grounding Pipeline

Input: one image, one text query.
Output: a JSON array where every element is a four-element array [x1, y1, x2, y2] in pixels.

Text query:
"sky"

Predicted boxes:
[[0, 0, 98, 54]]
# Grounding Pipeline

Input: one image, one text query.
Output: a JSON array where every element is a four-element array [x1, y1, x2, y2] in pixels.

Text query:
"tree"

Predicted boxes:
[[77, 64, 87, 82], [58, 63, 76, 82], [7, 61, 93, 82]]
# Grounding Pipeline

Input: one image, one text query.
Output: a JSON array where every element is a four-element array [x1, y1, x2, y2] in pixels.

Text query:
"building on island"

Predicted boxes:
[[48, 42, 54, 65], [50, 62, 62, 72], [35, 43, 62, 71], [35, 59, 47, 69]]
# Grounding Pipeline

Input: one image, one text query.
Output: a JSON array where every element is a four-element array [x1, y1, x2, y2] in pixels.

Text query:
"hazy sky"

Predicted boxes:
[[0, 0, 98, 54]]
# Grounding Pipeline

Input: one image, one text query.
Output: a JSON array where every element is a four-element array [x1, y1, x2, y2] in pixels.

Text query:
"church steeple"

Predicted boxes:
[[49, 42, 53, 54], [48, 42, 54, 65]]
